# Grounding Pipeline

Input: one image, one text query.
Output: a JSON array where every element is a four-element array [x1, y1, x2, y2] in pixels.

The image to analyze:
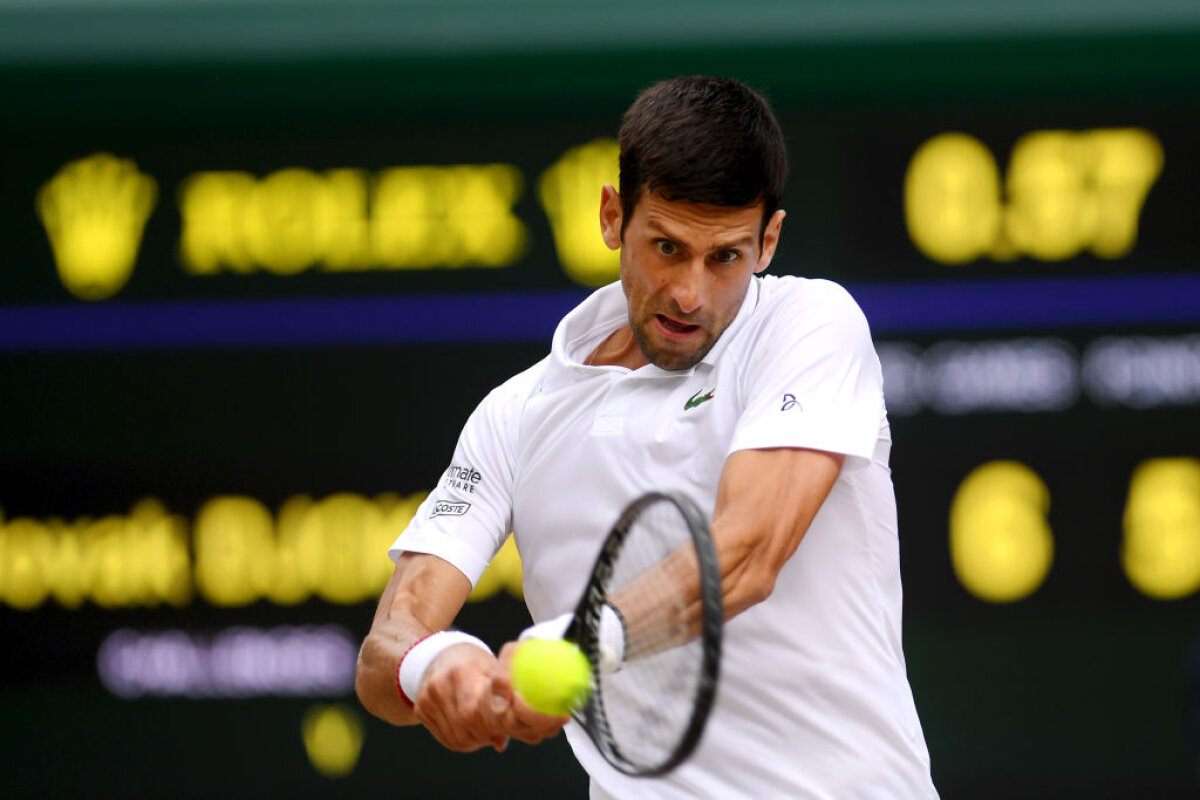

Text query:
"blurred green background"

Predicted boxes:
[[2, 1, 1199, 797]]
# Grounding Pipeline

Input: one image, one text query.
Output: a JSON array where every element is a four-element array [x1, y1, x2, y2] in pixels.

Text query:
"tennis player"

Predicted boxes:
[[357, 75, 939, 798]]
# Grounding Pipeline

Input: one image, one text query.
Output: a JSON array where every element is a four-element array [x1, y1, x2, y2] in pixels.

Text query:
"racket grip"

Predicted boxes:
[[519, 613, 572, 642]]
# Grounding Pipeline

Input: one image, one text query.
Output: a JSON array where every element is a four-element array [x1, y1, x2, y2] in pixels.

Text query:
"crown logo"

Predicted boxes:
[[37, 153, 158, 301], [538, 138, 621, 287]]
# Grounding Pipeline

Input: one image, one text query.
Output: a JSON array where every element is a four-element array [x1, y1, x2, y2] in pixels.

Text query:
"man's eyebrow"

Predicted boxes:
[[646, 220, 677, 239], [646, 221, 754, 250], [711, 235, 755, 250]]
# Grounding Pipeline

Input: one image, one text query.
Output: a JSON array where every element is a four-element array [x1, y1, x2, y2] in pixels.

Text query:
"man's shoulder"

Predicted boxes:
[[456, 356, 551, 451], [753, 275, 869, 333], [484, 356, 550, 408], [758, 274, 860, 311]]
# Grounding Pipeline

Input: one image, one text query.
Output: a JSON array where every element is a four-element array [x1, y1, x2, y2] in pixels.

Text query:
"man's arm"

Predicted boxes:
[[605, 446, 843, 659], [711, 447, 844, 617], [355, 552, 473, 726], [356, 551, 566, 751]]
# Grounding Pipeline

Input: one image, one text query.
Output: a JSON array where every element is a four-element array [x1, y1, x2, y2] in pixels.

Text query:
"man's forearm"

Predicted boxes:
[[356, 552, 475, 724], [356, 621, 425, 726]]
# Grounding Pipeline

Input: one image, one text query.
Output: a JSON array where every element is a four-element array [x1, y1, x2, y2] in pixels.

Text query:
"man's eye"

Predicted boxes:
[[715, 250, 740, 263], [656, 240, 678, 256]]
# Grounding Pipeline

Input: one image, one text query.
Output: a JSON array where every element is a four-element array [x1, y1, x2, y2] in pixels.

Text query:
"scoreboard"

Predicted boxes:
[[2, 10, 1200, 799]]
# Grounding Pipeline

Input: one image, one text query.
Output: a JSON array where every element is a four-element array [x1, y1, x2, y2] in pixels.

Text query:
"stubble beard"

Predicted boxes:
[[629, 309, 717, 371]]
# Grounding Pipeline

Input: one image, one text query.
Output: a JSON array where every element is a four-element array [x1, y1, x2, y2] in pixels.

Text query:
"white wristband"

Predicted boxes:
[[519, 605, 627, 674], [397, 630, 492, 706]]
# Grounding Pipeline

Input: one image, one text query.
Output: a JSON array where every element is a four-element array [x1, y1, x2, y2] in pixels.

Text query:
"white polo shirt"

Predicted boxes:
[[392, 275, 938, 799]]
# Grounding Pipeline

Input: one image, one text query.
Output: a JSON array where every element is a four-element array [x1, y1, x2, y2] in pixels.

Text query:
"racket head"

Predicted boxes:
[[565, 491, 723, 777]]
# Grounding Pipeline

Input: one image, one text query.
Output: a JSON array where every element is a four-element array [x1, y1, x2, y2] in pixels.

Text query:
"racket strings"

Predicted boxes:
[[598, 498, 706, 771]]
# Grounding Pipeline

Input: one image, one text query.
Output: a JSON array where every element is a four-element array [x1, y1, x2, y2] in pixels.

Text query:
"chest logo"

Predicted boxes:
[[684, 388, 716, 411]]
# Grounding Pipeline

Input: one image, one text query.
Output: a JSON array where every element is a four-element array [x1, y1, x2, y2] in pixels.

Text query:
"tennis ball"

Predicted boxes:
[[511, 639, 593, 717]]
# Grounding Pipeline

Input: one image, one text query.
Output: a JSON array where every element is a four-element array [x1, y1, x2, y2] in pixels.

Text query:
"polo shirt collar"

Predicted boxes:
[[696, 275, 761, 369], [546, 276, 762, 384]]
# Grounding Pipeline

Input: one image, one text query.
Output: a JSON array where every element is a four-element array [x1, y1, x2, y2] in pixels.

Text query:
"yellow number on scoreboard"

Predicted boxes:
[[905, 128, 1163, 265], [1122, 458, 1200, 600], [949, 460, 1055, 603]]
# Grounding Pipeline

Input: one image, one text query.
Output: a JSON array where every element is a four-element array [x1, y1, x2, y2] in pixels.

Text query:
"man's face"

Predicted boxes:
[[600, 187, 785, 370]]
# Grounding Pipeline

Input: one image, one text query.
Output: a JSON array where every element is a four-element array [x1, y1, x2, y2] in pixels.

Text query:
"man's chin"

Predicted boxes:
[[644, 340, 711, 371], [632, 321, 712, 370]]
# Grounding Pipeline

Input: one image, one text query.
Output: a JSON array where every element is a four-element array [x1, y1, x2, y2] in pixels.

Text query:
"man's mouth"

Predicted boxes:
[[655, 314, 701, 339]]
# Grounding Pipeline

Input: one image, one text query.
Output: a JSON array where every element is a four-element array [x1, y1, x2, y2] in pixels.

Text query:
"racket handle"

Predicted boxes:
[[519, 613, 572, 641]]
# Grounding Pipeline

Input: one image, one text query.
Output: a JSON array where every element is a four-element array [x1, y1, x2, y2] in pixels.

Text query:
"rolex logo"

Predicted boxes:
[[538, 138, 620, 287], [36, 153, 158, 301]]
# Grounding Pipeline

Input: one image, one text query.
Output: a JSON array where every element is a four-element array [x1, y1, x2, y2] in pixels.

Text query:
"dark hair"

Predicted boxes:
[[618, 75, 787, 240]]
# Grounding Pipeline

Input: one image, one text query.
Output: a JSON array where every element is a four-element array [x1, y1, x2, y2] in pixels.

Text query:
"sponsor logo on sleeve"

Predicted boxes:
[[442, 464, 484, 493], [430, 500, 472, 518], [781, 393, 802, 411]]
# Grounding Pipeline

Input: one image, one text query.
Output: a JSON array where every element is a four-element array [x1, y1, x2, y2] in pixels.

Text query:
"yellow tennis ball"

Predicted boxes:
[[511, 638, 593, 717]]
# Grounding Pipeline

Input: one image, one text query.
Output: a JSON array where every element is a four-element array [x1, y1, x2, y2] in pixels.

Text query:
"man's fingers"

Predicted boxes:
[[486, 673, 514, 751], [417, 638, 568, 750], [459, 668, 511, 751], [466, 669, 509, 748], [503, 692, 569, 744], [416, 700, 472, 752], [489, 640, 567, 745], [488, 644, 517, 726], [507, 721, 566, 745], [418, 680, 482, 752], [416, 647, 506, 753]]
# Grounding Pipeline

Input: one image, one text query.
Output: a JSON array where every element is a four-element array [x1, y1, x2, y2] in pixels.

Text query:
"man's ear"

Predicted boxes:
[[599, 184, 623, 251], [755, 209, 786, 274]]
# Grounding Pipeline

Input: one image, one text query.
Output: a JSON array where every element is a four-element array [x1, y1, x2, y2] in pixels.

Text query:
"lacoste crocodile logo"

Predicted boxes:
[[684, 388, 715, 411]]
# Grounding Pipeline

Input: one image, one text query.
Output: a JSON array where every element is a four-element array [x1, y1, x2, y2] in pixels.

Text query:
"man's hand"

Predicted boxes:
[[413, 643, 509, 752], [414, 641, 567, 752], [358, 554, 567, 752]]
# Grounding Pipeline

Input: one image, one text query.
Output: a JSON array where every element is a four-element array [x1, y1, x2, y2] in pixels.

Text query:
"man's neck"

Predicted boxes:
[[584, 324, 649, 370]]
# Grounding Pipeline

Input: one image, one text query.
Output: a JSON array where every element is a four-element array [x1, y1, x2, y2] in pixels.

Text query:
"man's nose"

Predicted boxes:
[[669, 259, 706, 314]]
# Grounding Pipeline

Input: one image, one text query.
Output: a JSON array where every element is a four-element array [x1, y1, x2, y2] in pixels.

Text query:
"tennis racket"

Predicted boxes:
[[563, 490, 723, 777]]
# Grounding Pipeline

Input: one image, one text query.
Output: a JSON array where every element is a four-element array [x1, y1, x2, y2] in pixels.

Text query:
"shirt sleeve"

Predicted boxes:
[[387, 368, 533, 587], [729, 279, 885, 471]]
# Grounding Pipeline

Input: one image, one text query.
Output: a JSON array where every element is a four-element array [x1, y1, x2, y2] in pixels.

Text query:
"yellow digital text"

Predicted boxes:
[[0, 492, 525, 611], [538, 138, 621, 286], [905, 128, 1163, 264], [950, 457, 1200, 603], [178, 165, 528, 275]]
